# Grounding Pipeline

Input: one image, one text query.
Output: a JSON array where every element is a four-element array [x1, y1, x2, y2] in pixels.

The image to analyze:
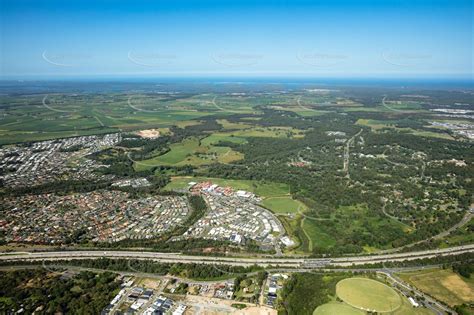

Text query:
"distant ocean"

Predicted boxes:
[[0, 77, 472, 94]]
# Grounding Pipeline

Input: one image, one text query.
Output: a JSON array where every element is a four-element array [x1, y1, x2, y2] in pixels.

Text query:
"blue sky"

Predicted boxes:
[[0, 0, 472, 79]]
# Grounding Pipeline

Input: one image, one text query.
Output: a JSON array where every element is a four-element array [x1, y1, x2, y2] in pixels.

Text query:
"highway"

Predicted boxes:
[[1, 244, 472, 268]]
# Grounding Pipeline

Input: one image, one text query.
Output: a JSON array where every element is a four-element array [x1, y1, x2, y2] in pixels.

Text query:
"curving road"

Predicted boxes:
[[379, 212, 474, 254]]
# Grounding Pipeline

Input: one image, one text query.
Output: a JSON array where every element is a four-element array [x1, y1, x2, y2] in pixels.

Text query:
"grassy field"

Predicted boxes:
[[317, 203, 406, 252], [0, 93, 306, 144], [261, 196, 306, 214], [343, 106, 395, 113], [356, 119, 395, 131], [336, 278, 402, 312], [275, 202, 408, 254], [211, 127, 306, 139], [269, 105, 330, 117], [133, 126, 306, 170], [278, 205, 388, 252], [302, 218, 336, 251], [397, 268, 474, 307], [133, 137, 243, 170], [392, 296, 434, 315], [383, 100, 423, 110], [200, 133, 247, 146], [155, 137, 200, 164], [208, 95, 258, 114], [356, 119, 454, 140], [313, 302, 365, 315], [311, 276, 434, 315], [216, 119, 254, 130], [0, 93, 238, 145], [409, 129, 455, 140]]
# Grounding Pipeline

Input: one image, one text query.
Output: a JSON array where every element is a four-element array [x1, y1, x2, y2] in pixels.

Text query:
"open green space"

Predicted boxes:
[[302, 218, 337, 251], [261, 196, 306, 214], [392, 295, 434, 315], [270, 105, 330, 117], [313, 302, 365, 315], [0, 93, 223, 144], [356, 118, 395, 130], [226, 126, 306, 138], [336, 278, 402, 312], [293, 203, 408, 253], [208, 95, 258, 114], [409, 129, 455, 140], [397, 268, 474, 307], [152, 137, 200, 164], [383, 101, 423, 110], [216, 119, 255, 130], [356, 118, 454, 140], [133, 137, 243, 170], [281, 272, 435, 315], [132, 125, 305, 170], [200, 133, 247, 146]]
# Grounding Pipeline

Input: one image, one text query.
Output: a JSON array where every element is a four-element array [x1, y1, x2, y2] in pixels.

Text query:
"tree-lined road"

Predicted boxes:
[[343, 129, 363, 178]]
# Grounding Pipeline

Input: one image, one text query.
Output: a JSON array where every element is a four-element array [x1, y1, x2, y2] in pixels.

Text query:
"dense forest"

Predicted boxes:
[[0, 258, 263, 280], [0, 269, 120, 314]]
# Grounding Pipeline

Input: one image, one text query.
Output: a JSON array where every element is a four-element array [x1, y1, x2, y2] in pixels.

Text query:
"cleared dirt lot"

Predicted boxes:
[[136, 129, 161, 138]]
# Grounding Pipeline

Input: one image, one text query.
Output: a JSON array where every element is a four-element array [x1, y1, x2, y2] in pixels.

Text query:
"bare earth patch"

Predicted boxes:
[[233, 306, 277, 315], [441, 274, 474, 302], [137, 278, 162, 290], [399, 269, 474, 306], [185, 296, 272, 315], [136, 129, 161, 139]]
